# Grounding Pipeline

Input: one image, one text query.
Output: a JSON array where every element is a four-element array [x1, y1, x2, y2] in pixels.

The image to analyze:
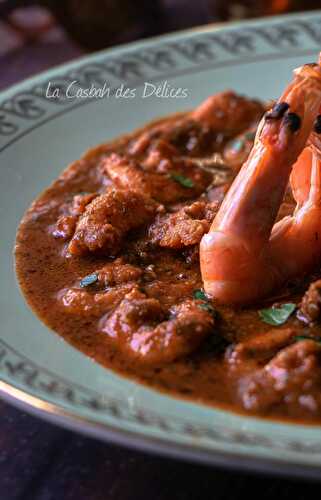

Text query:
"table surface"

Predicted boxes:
[[1, 20, 321, 500]]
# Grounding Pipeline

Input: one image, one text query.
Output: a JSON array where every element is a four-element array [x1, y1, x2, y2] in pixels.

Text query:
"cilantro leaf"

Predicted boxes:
[[245, 132, 256, 141], [258, 303, 296, 326], [230, 139, 244, 153], [170, 172, 194, 188], [193, 289, 207, 301], [294, 335, 321, 345], [80, 273, 98, 288], [198, 302, 216, 315]]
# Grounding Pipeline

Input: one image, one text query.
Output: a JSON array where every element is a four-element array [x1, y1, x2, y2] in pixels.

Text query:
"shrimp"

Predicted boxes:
[[200, 56, 321, 305]]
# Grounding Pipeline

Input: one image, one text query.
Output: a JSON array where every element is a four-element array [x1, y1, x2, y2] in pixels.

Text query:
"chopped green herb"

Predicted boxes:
[[245, 132, 256, 141], [194, 288, 216, 316], [230, 139, 244, 153], [198, 302, 216, 315], [294, 335, 321, 345], [193, 289, 207, 301], [80, 273, 98, 288], [258, 303, 296, 326], [170, 172, 194, 188]]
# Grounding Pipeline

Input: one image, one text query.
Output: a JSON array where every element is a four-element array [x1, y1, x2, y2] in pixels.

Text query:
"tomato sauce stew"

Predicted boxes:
[[15, 91, 321, 423]]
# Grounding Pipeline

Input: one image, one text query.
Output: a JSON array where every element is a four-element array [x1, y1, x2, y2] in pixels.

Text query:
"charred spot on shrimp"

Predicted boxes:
[[314, 115, 321, 134], [265, 102, 289, 120], [303, 62, 319, 69], [283, 112, 301, 133]]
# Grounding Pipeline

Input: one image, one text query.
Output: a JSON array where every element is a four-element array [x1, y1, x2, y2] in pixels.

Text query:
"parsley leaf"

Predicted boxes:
[[230, 139, 244, 153], [193, 289, 216, 316], [294, 335, 321, 345], [258, 303, 296, 326], [193, 289, 207, 301], [198, 302, 216, 315], [80, 273, 98, 288], [170, 172, 194, 188], [245, 132, 256, 141]]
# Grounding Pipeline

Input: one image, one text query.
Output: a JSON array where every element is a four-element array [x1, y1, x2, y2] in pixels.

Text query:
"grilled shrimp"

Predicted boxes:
[[200, 56, 321, 305]]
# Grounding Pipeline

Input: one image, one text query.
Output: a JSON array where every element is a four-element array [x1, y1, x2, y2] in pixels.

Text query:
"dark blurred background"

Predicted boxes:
[[0, 0, 319, 90]]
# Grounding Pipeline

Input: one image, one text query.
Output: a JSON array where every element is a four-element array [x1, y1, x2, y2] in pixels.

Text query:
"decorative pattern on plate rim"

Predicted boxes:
[[1, 337, 321, 455], [1, 17, 321, 151]]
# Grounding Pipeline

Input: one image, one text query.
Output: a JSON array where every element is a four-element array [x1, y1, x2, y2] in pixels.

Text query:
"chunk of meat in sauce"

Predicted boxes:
[[53, 193, 97, 240], [58, 283, 136, 316], [96, 258, 143, 286], [299, 279, 321, 323], [227, 328, 295, 369], [149, 200, 219, 249], [191, 91, 264, 136], [68, 189, 160, 256], [58, 259, 143, 316], [144, 275, 199, 309], [142, 139, 179, 171], [101, 153, 212, 204], [238, 340, 321, 415], [129, 119, 215, 158], [101, 288, 215, 364], [162, 119, 215, 156]]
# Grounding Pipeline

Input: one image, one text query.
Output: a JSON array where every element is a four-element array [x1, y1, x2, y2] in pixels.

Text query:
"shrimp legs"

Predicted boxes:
[[200, 57, 321, 305]]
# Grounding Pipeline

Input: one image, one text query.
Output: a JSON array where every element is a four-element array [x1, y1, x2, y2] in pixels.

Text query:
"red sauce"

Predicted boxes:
[[15, 91, 321, 424]]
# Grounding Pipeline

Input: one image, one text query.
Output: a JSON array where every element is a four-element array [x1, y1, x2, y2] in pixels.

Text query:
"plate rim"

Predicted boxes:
[[2, 379, 321, 481], [1, 8, 320, 154], [1, 8, 318, 98]]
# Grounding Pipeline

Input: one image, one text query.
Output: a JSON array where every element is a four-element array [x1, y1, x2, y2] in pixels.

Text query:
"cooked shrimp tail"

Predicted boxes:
[[200, 56, 321, 304]]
